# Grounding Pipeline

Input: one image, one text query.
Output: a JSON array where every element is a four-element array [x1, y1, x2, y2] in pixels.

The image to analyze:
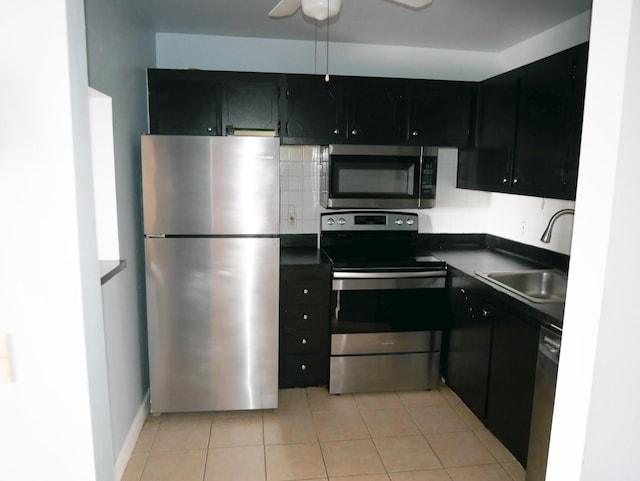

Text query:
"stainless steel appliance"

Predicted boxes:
[[320, 144, 438, 209], [320, 211, 448, 394], [141, 135, 280, 413], [526, 325, 561, 481]]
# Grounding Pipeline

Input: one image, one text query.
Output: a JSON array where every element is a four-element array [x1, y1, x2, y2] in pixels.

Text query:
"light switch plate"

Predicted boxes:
[[0, 331, 14, 383]]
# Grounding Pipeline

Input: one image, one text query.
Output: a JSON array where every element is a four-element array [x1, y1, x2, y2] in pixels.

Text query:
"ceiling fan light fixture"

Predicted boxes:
[[301, 0, 341, 21]]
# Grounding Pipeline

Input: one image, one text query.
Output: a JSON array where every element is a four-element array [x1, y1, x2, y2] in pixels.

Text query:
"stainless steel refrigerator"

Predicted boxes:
[[141, 135, 280, 413]]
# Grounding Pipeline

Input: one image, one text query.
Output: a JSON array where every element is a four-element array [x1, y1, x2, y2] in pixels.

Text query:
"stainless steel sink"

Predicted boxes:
[[476, 269, 567, 303]]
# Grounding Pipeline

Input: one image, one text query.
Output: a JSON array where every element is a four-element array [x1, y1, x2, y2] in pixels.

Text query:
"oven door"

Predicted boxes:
[[331, 271, 447, 334]]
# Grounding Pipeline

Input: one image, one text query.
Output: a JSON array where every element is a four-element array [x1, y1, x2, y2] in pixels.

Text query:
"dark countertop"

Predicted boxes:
[[281, 246, 331, 266], [280, 233, 567, 328], [435, 247, 566, 329]]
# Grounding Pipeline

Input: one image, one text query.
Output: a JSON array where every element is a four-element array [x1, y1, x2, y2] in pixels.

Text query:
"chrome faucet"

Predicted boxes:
[[540, 209, 575, 243]]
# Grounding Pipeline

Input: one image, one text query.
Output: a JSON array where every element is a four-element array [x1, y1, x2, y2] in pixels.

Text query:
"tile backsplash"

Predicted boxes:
[[280, 145, 325, 234], [278, 145, 575, 255]]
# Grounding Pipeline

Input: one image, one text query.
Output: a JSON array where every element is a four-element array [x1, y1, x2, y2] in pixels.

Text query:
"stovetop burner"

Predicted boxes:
[[320, 211, 446, 272]]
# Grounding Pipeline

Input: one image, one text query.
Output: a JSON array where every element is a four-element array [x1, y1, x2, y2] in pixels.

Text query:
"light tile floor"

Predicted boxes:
[[123, 383, 525, 481]]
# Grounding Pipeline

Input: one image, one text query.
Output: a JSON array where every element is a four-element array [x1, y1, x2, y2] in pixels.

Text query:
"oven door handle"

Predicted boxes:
[[332, 272, 446, 291], [333, 271, 445, 279]]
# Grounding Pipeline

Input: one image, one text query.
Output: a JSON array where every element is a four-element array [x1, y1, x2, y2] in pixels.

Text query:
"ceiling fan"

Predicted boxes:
[[269, 0, 433, 22]]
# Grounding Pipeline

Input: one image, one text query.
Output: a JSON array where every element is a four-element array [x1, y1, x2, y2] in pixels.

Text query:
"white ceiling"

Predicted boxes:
[[132, 0, 591, 52]]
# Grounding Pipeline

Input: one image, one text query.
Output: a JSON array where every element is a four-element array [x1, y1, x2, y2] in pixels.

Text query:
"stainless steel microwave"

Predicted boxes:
[[320, 144, 438, 209]]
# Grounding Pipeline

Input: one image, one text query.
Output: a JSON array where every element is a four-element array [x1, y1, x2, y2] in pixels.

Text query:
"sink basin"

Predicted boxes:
[[476, 269, 567, 303]]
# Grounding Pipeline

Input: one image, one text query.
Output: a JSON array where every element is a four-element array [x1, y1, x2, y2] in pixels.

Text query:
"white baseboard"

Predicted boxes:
[[113, 390, 150, 481]]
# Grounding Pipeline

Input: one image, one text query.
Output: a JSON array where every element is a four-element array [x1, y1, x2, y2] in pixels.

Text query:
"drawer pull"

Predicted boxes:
[[303, 289, 309, 294], [301, 364, 307, 371], [301, 338, 307, 345], [303, 314, 308, 320]]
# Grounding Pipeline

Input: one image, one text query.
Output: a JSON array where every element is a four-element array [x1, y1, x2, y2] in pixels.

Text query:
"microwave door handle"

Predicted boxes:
[[418, 147, 424, 208]]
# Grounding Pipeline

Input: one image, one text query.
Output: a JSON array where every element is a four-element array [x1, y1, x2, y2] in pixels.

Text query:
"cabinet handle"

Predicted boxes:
[[351, 129, 358, 136], [482, 309, 489, 317], [301, 364, 307, 371], [301, 338, 307, 345], [333, 128, 340, 135], [460, 288, 466, 294], [207, 127, 213, 132], [412, 130, 419, 137], [303, 314, 308, 320], [502, 178, 509, 184], [303, 288, 309, 294], [513, 178, 519, 184]]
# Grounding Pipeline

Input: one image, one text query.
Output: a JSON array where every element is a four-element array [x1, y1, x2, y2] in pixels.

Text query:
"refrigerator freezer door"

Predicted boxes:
[[141, 135, 280, 235], [145, 237, 279, 412]]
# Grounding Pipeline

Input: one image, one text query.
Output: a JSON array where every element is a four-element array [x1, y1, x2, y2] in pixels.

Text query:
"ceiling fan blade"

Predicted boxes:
[[269, 0, 303, 17], [389, 0, 433, 8]]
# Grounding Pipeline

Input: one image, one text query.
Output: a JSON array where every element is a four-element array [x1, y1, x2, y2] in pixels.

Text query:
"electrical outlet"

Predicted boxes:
[[288, 211, 297, 229], [0, 331, 14, 383]]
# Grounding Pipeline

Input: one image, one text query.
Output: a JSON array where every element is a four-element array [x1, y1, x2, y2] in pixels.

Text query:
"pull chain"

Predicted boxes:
[[325, 1, 330, 82], [314, 22, 318, 75]]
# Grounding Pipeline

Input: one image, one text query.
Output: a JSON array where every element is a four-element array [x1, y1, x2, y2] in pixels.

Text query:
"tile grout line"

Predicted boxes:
[[200, 417, 214, 481], [136, 417, 159, 481]]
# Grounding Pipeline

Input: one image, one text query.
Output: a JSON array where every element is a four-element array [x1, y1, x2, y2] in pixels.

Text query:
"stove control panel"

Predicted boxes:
[[321, 211, 419, 232]]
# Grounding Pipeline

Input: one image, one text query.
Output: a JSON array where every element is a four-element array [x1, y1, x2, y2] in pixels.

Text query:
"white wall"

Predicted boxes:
[[0, 1, 112, 480], [547, 1, 640, 479], [156, 33, 499, 81], [499, 11, 592, 72], [155, 11, 591, 82], [84, 0, 156, 477]]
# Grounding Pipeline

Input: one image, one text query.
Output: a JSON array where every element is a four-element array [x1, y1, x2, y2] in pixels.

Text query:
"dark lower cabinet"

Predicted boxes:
[[485, 308, 539, 467], [446, 269, 540, 467], [445, 268, 493, 420], [279, 264, 331, 388]]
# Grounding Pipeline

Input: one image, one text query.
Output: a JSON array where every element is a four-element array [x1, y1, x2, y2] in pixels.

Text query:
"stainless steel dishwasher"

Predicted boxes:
[[526, 325, 561, 481]]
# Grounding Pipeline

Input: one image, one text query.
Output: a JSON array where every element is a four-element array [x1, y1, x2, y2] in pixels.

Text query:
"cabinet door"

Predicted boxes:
[[220, 74, 280, 132], [445, 270, 492, 420], [279, 265, 331, 388], [284, 75, 346, 143], [148, 70, 218, 135], [512, 44, 587, 199], [471, 72, 518, 191], [485, 309, 539, 467], [409, 80, 475, 147], [346, 78, 407, 143]]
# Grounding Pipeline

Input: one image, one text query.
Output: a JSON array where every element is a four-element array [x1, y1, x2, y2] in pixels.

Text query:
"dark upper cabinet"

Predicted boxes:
[[283, 74, 346, 143], [460, 71, 518, 192], [219, 73, 281, 133], [512, 44, 587, 198], [409, 80, 476, 147], [148, 69, 219, 136], [148, 69, 476, 146], [345, 77, 408, 144], [458, 42, 588, 200]]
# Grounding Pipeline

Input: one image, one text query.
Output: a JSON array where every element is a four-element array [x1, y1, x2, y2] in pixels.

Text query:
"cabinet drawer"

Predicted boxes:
[[284, 330, 326, 354], [283, 355, 327, 386], [284, 280, 326, 304], [283, 306, 328, 328]]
